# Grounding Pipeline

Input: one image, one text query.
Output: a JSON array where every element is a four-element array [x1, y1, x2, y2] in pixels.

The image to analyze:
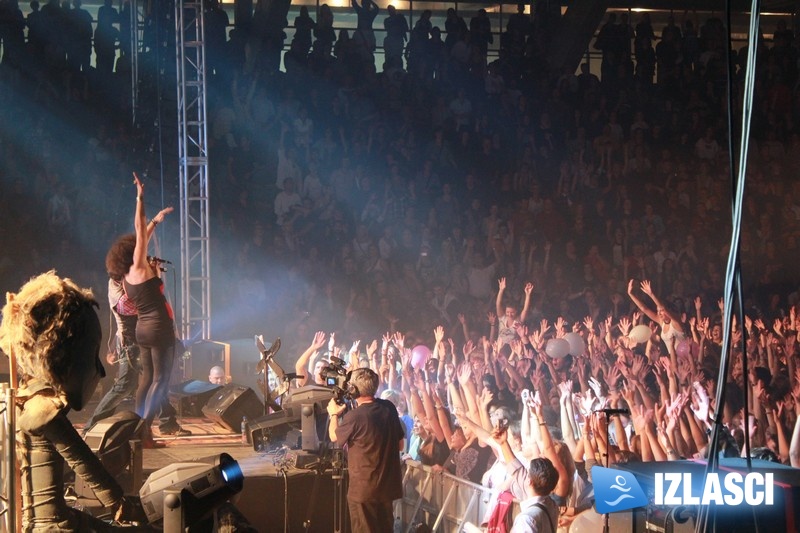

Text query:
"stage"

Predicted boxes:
[[71, 404, 348, 532]]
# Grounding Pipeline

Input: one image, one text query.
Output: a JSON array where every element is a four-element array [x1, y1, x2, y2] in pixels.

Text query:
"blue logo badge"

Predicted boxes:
[[592, 466, 648, 514]]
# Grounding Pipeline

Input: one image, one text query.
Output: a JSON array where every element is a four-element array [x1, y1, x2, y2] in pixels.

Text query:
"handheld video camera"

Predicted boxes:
[[322, 356, 352, 405]]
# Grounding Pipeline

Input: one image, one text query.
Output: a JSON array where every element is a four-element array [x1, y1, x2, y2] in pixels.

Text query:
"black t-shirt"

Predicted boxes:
[[335, 398, 405, 503]]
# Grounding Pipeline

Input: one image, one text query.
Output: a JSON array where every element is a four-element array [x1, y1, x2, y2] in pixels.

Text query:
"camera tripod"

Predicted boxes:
[[302, 445, 348, 533]]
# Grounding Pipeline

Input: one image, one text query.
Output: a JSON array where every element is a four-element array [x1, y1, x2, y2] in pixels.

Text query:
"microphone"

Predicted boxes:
[[595, 408, 630, 416], [147, 255, 172, 264]]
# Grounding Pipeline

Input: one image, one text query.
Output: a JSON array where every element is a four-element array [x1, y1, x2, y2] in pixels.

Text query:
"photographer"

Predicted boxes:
[[327, 368, 405, 533]]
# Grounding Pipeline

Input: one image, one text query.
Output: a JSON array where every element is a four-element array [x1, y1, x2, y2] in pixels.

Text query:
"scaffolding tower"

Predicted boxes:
[[175, 0, 211, 342]]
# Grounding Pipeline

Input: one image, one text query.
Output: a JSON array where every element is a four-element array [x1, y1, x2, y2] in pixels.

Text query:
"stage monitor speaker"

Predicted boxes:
[[78, 411, 144, 496], [169, 380, 222, 417], [202, 384, 263, 432], [248, 407, 301, 451]]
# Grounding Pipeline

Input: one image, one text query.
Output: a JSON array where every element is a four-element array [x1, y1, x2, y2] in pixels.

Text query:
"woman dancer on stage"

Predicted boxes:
[[106, 172, 176, 447]]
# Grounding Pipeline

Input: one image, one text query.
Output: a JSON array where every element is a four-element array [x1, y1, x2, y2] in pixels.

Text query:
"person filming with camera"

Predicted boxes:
[[326, 367, 405, 532]]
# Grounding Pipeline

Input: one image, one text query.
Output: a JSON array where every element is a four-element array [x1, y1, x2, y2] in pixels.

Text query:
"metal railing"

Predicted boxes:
[[400, 460, 521, 533]]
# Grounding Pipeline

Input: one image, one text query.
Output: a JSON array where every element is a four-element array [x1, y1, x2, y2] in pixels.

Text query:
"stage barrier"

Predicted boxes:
[[400, 460, 521, 533]]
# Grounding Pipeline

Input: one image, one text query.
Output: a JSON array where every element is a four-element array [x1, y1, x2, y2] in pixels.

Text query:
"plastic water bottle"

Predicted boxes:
[[241, 416, 248, 445]]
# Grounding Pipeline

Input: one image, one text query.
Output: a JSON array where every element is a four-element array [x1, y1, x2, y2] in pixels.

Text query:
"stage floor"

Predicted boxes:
[[70, 396, 246, 470], [69, 397, 349, 531]]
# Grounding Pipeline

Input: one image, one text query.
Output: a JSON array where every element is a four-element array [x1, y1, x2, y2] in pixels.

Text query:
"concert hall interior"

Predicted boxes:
[[2, 0, 800, 530]]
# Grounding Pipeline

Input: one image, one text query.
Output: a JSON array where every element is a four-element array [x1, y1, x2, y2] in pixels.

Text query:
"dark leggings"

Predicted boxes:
[[135, 342, 175, 426]]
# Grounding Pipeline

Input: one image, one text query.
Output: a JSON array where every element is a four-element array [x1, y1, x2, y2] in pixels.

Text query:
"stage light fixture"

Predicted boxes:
[[139, 453, 244, 528]]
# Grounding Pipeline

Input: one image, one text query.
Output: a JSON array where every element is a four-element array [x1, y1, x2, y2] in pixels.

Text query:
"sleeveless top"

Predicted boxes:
[[123, 277, 175, 347]]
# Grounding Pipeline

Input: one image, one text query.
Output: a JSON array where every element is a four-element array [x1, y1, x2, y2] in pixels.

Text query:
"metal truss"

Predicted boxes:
[[175, 0, 211, 341]]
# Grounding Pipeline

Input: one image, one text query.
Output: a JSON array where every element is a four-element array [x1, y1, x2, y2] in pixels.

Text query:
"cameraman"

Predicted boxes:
[[327, 368, 405, 533]]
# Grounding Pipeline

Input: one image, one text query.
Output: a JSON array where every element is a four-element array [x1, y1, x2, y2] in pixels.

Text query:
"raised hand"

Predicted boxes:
[[583, 316, 594, 333], [619, 316, 632, 336], [588, 376, 605, 400], [558, 381, 573, 401], [366, 339, 378, 358], [793, 368, 800, 401], [434, 325, 445, 344], [487, 311, 497, 327], [393, 332, 405, 350], [529, 330, 544, 351], [328, 332, 336, 352], [620, 381, 636, 408], [463, 340, 475, 358], [555, 317, 566, 336], [349, 340, 361, 356], [444, 363, 456, 384], [133, 171, 144, 196], [498, 277, 507, 291], [152, 207, 174, 224], [689, 381, 710, 422], [579, 390, 596, 417], [480, 388, 495, 408], [510, 339, 523, 357], [457, 362, 473, 386], [524, 282, 534, 296], [311, 331, 327, 350], [539, 319, 550, 336], [640, 280, 653, 296]]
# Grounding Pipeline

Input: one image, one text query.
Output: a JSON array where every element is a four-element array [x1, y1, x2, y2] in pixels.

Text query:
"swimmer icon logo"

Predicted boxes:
[[592, 466, 649, 514]]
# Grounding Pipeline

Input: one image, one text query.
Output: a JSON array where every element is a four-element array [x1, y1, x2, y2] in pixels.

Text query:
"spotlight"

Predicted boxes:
[[139, 453, 244, 529]]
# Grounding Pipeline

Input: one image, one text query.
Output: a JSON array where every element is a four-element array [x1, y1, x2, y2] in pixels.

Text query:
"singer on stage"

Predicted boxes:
[[105, 172, 176, 447]]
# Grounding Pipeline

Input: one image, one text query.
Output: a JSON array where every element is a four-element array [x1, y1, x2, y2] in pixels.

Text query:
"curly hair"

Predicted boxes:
[[106, 234, 136, 281], [0, 271, 98, 390]]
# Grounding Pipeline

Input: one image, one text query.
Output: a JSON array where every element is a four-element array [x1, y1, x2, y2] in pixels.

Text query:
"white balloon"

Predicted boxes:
[[568, 509, 604, 532], [545, 338, 571, 359], [629, 324, 652, 344], [564, 332, 586, 356]]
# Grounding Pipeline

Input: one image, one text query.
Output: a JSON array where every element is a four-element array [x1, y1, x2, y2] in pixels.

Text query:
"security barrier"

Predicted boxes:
[[400, 460, 521, 532]]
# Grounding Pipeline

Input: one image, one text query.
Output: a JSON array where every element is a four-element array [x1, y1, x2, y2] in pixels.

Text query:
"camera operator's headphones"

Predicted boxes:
[[346, 370, 359, 398]]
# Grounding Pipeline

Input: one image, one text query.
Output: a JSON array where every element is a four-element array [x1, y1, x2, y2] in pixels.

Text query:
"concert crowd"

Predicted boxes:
[[1, 0, 800, 530]]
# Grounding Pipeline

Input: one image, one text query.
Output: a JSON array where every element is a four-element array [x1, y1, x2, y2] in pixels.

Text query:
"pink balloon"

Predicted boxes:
[[411, 345, 432, 369], [690, 341, 700, 358], [676, 339, 691, 358]]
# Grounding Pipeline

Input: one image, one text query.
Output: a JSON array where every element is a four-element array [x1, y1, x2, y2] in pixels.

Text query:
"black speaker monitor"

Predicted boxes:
[[169, 380, 222, 417], [78, 411, 144, 496], [202, 384, 263, 431]]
